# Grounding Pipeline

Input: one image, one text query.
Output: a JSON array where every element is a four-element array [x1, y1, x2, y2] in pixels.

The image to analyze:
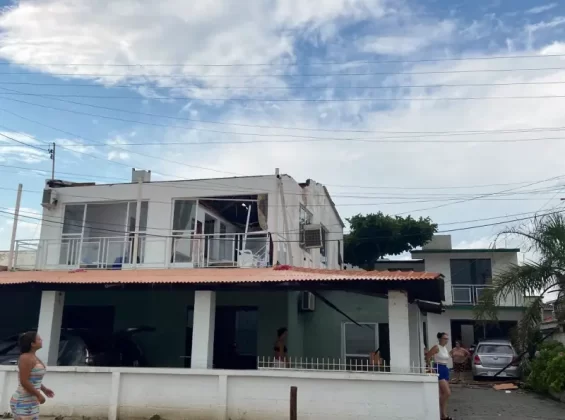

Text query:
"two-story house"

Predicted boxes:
[[0, 170, 446, 420], [412, 235, 525, 351]]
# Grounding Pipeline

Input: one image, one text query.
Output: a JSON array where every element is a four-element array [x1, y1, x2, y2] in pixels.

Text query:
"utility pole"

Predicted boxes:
[[7, 184, 23, 271], [48, 142, 56, 180]]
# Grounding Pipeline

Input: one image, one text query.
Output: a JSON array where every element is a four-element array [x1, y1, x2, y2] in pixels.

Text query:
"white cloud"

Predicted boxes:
[[1, 1, 565, 249], [106, 135, 130, 161], [526, 3, 558, 15], [0, 131, 47, 163], [360, 20, 455, 56]]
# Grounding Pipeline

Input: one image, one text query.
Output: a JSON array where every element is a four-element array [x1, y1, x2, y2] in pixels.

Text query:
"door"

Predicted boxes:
[[213, 306, 258, 369]]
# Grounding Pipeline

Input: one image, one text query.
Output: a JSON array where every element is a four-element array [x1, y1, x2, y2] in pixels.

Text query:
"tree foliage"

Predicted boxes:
[[527, 340, 565, 394], [475, 213, 565, 349], [344, 212, 437, 269]]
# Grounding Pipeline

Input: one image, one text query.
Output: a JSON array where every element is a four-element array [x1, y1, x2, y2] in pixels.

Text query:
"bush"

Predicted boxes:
[[527, 340, 565, 394]]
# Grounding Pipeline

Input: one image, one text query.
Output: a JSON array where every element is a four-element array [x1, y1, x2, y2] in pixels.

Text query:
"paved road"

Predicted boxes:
[[450, 386, 563, 419]]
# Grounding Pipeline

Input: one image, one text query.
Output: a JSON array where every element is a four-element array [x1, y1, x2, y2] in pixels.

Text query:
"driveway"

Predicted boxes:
[[450, 386, 563, 419]]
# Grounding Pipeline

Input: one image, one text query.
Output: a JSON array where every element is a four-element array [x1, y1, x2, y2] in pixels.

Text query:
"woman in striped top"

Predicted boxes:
[[10, 332, 55, 420]]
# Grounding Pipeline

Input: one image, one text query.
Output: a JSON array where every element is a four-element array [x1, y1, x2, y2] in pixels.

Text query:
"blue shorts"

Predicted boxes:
[[437, 364, 450, 381]]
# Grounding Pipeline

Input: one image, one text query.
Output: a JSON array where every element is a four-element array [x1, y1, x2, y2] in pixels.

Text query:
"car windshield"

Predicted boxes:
[[478, 344, 513, 354]]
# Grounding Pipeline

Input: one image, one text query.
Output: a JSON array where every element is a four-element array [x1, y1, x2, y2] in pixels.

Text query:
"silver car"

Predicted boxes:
[[472, 339, 520, 379]]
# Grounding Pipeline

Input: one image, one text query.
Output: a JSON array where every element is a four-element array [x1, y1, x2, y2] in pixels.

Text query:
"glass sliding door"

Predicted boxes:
[[171, 200, 198, 264]]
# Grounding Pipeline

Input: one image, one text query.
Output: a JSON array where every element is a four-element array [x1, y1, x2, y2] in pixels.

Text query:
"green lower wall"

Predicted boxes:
[[300, 291, 389, 359], [0, 289, 389, 366]]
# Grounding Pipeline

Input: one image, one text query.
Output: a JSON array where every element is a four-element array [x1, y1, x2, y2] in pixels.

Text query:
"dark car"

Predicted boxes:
[[0, 326, 154, 367]]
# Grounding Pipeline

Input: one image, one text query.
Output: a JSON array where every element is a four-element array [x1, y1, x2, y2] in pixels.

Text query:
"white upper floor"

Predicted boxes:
[[20, 171, 345, 271], [411, 235, 522, 307]]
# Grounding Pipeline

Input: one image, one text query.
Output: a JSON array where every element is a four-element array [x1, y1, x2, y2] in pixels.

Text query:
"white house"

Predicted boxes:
[[0, 170, 444, 420], [376, 235, 526, 359]]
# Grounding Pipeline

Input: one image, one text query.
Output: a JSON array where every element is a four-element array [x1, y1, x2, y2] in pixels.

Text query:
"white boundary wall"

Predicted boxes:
[[0, 367, 439, 420]]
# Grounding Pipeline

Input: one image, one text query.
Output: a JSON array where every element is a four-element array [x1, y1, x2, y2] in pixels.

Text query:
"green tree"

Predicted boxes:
[[476, 213, 565, 349], [344, 212, 437, 269]]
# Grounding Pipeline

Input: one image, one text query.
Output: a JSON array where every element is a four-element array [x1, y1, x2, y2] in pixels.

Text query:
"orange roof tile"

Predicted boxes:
[[0, 266, 441, 286]]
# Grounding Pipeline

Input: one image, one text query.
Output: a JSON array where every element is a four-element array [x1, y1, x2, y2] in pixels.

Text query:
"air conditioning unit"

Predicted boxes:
[[303, 224, 323, 248], [41, 189, 58, 209], [300, 291, 316, 312]]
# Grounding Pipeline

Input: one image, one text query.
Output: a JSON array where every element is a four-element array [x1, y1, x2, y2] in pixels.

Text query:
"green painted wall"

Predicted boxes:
[[0, 290, 41, 338], [300, 291, 388, 359], [65, 289, 288, 367], [0, 289, 389, 366]]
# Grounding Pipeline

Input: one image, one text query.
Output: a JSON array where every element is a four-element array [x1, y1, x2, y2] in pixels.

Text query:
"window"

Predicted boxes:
[[450, 259, 492, 285], [299, 205, 313, 249], [173, 200, 198, 231], [62, 204, 86, 235], [342, 322, 378, 366], [320, 225, 328, 259]]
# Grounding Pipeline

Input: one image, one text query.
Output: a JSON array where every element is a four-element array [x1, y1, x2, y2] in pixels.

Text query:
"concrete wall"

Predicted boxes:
[[300, 291, 388, 359], [38, 175, 344, 270], [0, 250, 36, 270], [0, 367, 440, 420], [416, 251, 522, 307]]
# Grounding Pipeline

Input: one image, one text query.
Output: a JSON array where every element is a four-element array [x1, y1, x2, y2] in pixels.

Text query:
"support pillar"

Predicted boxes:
[[408, 303, 422, 369], [191, 291, 216, 369], [36, 291, 65, 366], [388, 290, 410, 371]]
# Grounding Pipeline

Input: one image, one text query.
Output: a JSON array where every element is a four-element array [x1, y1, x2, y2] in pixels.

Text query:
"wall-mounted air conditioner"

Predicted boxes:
[[41, 189, 58, 209], [300, 291, 316, 312], [303, 224, 323, 248]]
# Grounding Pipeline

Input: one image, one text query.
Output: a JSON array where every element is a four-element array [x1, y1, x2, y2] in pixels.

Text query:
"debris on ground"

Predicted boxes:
[[494, 383, 519, 391]]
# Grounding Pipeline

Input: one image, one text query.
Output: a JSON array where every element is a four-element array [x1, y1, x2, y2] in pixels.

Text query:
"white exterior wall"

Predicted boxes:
[[417, 251, 522, 307], [0, 367, 440, 420], [38, 175, 344, 270], [0, 250, 36, 270]]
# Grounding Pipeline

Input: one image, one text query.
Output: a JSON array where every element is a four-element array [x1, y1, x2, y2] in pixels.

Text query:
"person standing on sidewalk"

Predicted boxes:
[[450, 340, 470, 383], [426, 332, 453, 420], [10, 332, 55, 420]]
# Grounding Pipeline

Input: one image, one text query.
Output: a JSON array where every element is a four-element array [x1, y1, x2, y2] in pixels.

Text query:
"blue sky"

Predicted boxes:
[[1, 0, 565, 252]]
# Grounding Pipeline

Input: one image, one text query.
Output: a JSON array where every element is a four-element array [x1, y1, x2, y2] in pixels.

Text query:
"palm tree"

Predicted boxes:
[[476, 213, 565, 350]]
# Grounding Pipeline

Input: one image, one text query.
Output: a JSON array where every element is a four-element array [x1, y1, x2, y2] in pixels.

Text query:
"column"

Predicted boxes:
[[388, 290, 410, 371], [408, 303, 422, 369], [286, 291, 303, 360], [426, 312, 453, 368], [36, 291, 65, 365], [191, 291, 216, 369]]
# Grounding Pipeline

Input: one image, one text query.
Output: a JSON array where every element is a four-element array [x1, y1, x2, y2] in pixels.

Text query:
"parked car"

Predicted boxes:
[[0, 326, 155, 367], [471, 339, 520, 379]]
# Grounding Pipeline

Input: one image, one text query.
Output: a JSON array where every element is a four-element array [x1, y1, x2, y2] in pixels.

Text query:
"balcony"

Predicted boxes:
[[14, 231, 270, 271], [451, 284, 489, 305], [451, 284, 522, 307]]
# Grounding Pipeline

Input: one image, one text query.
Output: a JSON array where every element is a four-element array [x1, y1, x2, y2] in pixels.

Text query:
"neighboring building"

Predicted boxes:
[[0, 170, 444, 420], [0, 250, 36, 270], [411, 235, 525, 351]]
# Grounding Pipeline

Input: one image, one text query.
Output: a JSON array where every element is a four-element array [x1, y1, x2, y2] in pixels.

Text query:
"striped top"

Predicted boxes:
[[10, 362, 45, 417]]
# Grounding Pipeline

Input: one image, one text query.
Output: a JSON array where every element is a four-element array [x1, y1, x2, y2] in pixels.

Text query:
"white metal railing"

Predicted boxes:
[[452, 284, 489, 305], [14, 231, 270, 271], [451, 284, 521, 306], [257, 357, 434, 376]]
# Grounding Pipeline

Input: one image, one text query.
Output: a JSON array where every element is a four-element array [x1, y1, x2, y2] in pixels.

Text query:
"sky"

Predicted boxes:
[[1, 0, 565, 255]]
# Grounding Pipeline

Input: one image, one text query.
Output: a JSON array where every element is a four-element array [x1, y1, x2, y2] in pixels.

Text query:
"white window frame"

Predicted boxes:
[[341, 322, 379, 362], [299, 204, 313, 250]]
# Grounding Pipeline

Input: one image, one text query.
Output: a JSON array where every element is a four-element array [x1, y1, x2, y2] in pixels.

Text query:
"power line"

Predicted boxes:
[[0, 132, 47, 152], [4, 87, 565, 137], [6, 93, 565, 146], [4, 80, 565, 91], [2, 161, 564, 199], [1, 52, 565, 67], [2, 66, 565, 78], [6, 90, 565, 102], [10, 134, 565, 146], [1, 206, 563, 243]]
